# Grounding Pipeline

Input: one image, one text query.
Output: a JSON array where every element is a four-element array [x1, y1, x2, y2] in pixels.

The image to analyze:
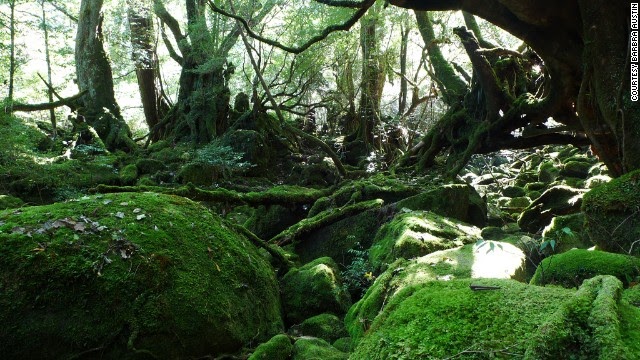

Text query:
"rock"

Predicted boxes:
[[530, 249, 640, 288], [332, 337, 352, 353], [517, 185, 586, 233], [349, 275, 637, 359], [541, 213, 590, 253], [292, 337, 348, 360], [245, 204, 305, 240], [524, 181, 547, 192], [473, 173, 506, 185], [396, 184, 487, 227], [506, 196, 531, 209], [502, 185, 526, 198], [249, 334, 292, 360], [585, 174, 611, 188], [582, 170, 640, 255], [118, 163, 138, 185], [0, 192, 283, 359], [176, 162, 220, 185], [346, 242, 526, 344], [538, 161, 560, 183], [135, 158, 166, 175], [290, 313, 348, 343], [0, 194, 23, 210], [280, 257, 351, 325], [561, 160, 591, 179], [369, 211, 480, 272], [480, 226, 507, 240]]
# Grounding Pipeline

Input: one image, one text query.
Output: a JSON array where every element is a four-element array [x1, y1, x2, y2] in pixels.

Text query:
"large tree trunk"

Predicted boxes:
[[127, 0, 170, 142], [75, 0, 135, 151]]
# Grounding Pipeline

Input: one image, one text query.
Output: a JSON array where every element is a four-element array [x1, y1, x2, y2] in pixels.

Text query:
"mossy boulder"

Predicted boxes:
[[332, 337, 352, 352], [290, 313, 348, 343], [176, 162, 219, 186], [245, 204, 305, 240], [582, 170, 640, 255], [368, 211, 480, 272], [530, 249, 640, 288], [119, 163, 138, 185], [248, 334, 292, 360], [480, 226, 507, 240], [292, 337, 349, 360], [135, 158, 166, 175], [396, 183, 487, 227], [541, 213, 591, 253], [349, 276, 640, 359], [586, 174, 612, 188], [0, 194, 24, 209], [506, 196, 531, 209], [346, 242, 526, 344], [517, 185, 586, 233], [538, 161, 561, 183], [561, 160, 592, 178], [280, 257, 351, 325], [0, 192, 283, 359], [502, 185, 526, 198]]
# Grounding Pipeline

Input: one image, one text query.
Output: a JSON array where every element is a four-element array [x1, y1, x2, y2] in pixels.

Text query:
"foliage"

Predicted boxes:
[[190, 139, 254, 179], [340, 240, 375, 299]]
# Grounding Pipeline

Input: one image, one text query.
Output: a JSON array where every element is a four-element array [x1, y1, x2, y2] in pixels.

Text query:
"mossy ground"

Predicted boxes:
[[0, 192, 283, 359]]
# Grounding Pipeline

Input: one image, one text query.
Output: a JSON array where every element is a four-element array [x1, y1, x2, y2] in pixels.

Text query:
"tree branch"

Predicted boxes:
[[207, 0, 375, 54], [8, 91, 87, 112]]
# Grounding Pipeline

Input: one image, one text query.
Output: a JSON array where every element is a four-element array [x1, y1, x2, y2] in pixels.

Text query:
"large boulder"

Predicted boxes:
[[368, 210, 480, 272], [582, 169, 640, 255], [280, 257, 351, 325], [349, 276, 639, 359], [249, 334, 292, 360], [0, 193, 283, 359], [517, 185, 586, 233], [530, 249, 640, 288], [292, 337, 348, 360], [346, 242, 526, 343]]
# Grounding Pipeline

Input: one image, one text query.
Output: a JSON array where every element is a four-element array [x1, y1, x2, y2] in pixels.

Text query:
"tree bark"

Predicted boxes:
[[41, 0, 56, 136], [75, 0, 135, 151], [8, 0, 16, 103]]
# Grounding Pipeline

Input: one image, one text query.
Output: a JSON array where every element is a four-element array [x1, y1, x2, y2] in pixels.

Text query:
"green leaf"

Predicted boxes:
[[561, 227, 574, 236], [550, 239, 556, 251], [540, 241, 549, 251]]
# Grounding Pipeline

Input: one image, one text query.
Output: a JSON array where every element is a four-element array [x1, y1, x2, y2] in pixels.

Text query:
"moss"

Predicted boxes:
[[346, 242, 525, 344], [517, 185, 586, 233], [135, 158, 166, 175], [308, 196, 332, 217], [248, 334, 292, 360], [507, 196, 531, 209], [0, 195, 24, 209], [0, 192, 283, 359], [119, 164, 138, 185], [280, 257, 351, 325], [538, 161, 560, 183], [368, 211, 480, 272], [582, 169, 640, 255], [245, 204, 304, 240], [561, 160, 592, 179], [530, 249, 640, 288], [332, 337, 352, 353], [292, 337, 348, 360], [176, 162, 219, 186], [292, 313, 348, 343], [502, 185, 526, 198], [541, 213, 590, 253], [524, 181, 547, 192], [350, 279, 573, 359], [623, 285, 640, 306], [480, 226, 507, 240], [331, 174, 420, 208]]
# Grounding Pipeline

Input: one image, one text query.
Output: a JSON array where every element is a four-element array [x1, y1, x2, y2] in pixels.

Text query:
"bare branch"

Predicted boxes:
[[207, 0, 375, 54], [8, 91, 87, 112], [312, 0, 370, 8]]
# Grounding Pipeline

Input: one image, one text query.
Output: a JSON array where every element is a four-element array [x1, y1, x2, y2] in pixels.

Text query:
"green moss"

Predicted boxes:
[[308, 196, 332, 217], [293, 313, 348, 343], [135, 158, 166, 175], [531, 249, 640, 288], [331, 174, 420, 208], [0, 192, 283, 359], [582, 170, 640, 255], [280, 257, 351, 325], [561, 160, 591, 179], [332, 337, 352, 353], [248, 334, 292, 360], [119, 164, 138, 185], [292, 337, 348, 360], [177, 162, 219, 185], [541, 213, 590, 253], [502, 185, 526, 198], [0, 195, 24, 209], [538, 161, 560, 183], [245, 204, 303, 240], [368, 211, 480, 272], [346, 242, 525, 344]]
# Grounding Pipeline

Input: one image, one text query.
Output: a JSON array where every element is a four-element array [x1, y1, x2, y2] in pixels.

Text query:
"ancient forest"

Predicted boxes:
[[1, 0, 640, 359]]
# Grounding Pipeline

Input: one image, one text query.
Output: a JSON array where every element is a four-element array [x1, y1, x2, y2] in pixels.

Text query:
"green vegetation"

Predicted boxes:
[[248, 334, 293, 360]]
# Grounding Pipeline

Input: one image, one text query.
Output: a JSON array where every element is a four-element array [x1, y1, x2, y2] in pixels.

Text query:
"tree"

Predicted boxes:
[[388, 0, 639, 177], [75, 0, 136, 151]]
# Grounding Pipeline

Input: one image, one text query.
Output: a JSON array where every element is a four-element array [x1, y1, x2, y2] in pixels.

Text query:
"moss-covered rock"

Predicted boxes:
[[0, 192, 283, 359], [586, 174, 612, 188], [176, 162, 220, 186], [561, 160, 592, 179], [582, 170, 640, 255], [248, 334, 292, 360], [119, 163, 138, 185], [541, 213, 591, 253], [502, 185, 526, 198], [517, 185, 586, 233], [346, 242, 526, 344], [0, 194, 24, 209], [292, 337, 348, 360], [135, 158, 166, 175], [506, 196, 531, 209], [396, 184, 487, 227], [480, 226, 507, 240], [290, 313, 348, 343], [369, 211, 480, 272], [245, 204, 305, 240], [349, 276, 640, 360], [281, 257, 351, 325], [332, 337, 352, 353], [530, 249, 640, 288], [538, 160, 561, 183]]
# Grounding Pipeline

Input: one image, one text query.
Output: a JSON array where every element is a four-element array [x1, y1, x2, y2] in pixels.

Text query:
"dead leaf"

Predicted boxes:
[[11, 227, 25, 234], [103, 199, 112, 205], [74, 222, 86, 232], [136, 214, 146, 221], [120, 202, 129, 206], [154, 225, 159, 231], [115, 212, 125, 219], [133, 208, 142, 214]]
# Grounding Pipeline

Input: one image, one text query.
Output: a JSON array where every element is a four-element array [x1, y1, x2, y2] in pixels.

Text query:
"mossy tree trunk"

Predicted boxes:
[[390, 0, 640, 177], [75, 0, 136, 151]]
